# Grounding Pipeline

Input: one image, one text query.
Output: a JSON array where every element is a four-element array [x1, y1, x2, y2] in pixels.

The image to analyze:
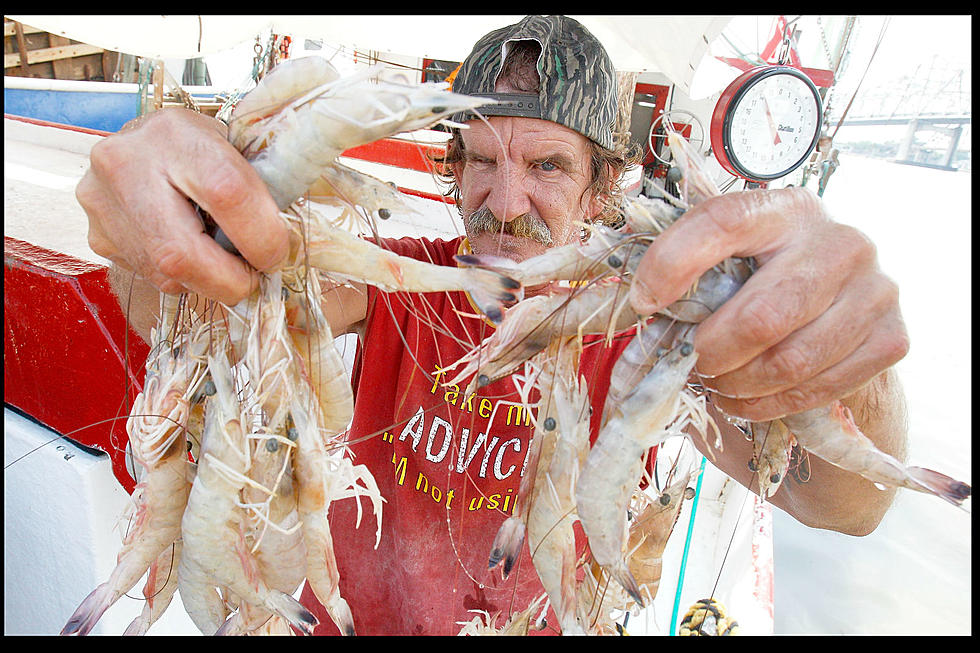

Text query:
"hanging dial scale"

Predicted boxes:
[[710, 65, 823, 182]]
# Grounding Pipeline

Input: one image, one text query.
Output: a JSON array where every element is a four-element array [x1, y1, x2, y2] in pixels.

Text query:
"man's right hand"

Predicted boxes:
[[77, 108, 290, 305]]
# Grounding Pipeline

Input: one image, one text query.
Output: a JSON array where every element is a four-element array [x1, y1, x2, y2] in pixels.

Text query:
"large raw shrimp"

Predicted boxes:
[[61, 297, 208, 636], [178, 348, 317, 635], [228, 57, 491, 211], [488, 338, 590, 635], [575, 333, 698, 606]]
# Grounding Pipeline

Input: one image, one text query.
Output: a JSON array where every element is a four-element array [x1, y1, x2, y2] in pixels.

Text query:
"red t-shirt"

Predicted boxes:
[[299, 236, 643, 635]]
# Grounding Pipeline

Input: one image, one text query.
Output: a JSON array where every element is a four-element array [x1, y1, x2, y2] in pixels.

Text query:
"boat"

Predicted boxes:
[[6, 15, 856, 635]]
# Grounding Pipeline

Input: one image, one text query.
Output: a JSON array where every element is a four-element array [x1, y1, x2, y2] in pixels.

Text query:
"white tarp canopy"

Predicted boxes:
[[7, 15, 730, 97]]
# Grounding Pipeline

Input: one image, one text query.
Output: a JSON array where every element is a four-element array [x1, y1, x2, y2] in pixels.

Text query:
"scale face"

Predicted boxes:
[[711, 66, 823, 181]]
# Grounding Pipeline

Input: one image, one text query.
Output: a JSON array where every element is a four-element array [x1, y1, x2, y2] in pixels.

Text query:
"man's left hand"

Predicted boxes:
[[628, 187, 910, 422]]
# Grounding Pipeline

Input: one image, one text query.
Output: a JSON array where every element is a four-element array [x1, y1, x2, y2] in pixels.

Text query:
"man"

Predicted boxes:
[[77, 16, 909, 635]]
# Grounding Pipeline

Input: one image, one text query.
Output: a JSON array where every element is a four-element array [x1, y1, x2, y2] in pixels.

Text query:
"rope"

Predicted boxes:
[[669, 454, 707, 635], [830, 17, 891, 139]]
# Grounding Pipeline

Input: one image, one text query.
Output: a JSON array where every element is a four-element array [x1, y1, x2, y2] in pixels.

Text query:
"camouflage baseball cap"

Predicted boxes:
[[450, 15, 618, 150]]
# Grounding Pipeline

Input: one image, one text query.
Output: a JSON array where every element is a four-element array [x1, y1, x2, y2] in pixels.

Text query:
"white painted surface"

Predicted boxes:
[[3, 408, 199, 635]]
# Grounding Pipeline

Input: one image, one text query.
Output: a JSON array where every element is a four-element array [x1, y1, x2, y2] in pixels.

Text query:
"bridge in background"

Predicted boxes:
[[836, 113, 970, 171], [829, 56, 970, 170]]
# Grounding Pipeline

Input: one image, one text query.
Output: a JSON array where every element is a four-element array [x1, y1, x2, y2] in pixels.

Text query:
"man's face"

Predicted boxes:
[[452, 116, 602, 262]]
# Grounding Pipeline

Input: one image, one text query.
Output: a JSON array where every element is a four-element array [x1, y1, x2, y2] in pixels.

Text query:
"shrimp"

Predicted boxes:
[[575, 334, 698, 607], [298, 209, 520, 325], [61, 296, 207, 636], [281, 333, 384, 636], [523, 339, 591, 635], [284, 269, 354, 436], [604, 317, 680, 412], [749, 420, 796, 500], [227, 55, 341, 153], [580, 466, 693, 633], [455, 223, 649, 288], [216, 412, 306, 635], [487, 338, 590, 634], [178, 348, 317, 635], [229, 270, 295, 434], [625, 467, 694, 605], [229, 57, 491, 210], [782, 404, 971, 507], [307, 160, 422, 231], [442, 279, 638, 392]]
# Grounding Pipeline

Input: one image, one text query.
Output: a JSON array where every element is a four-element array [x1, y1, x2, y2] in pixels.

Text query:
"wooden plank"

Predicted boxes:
[[4, 43, 103, 68], [4, 21, 48, 37], [48, 33, 72, 79]]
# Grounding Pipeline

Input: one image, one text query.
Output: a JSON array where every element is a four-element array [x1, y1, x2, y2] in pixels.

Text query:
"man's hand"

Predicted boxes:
[[77, 108, 289, 305], [629, 186, 910, 422]]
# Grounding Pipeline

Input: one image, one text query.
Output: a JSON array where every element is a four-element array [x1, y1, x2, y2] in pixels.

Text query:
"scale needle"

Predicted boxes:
[[763, 97, 781, 146]]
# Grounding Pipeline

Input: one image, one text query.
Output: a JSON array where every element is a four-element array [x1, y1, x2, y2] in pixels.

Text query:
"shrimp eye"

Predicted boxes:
[[378, 208, 391, 220], [747, 458, 759, 472], [431, 106, 446, 114], [265, 438, 279, 453], [769, 473, 781, 484], [659, 492, 672, 506], [203, 380, 216, 396], [680, 342, 694, 356], [607, 254, 623, 268], [684, 487, 696, 500], [543, 417, 556, 431]]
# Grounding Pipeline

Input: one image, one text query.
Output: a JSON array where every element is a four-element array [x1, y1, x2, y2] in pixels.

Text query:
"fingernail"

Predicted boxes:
[[628, 277, 662, 316]]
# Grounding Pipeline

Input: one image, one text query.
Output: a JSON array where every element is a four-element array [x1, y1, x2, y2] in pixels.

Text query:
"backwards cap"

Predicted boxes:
[[450, 15, 618, 150]]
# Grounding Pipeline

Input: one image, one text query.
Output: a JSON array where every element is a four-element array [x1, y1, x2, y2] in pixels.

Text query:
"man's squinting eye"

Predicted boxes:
[[537, 160, 559, 172]]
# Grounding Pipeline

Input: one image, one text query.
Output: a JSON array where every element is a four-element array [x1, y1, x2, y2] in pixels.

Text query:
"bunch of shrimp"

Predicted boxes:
[[62, 55, 523, 636], [447, 127, 972, 626]]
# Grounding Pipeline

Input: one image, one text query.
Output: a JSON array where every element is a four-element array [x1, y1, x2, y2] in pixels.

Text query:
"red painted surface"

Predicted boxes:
[[635, 82, 671, 166], [342, 137, 449, 176], [4, 236, 148, 493], [3, 112, 113, 137], [715, 57, 834, 88]]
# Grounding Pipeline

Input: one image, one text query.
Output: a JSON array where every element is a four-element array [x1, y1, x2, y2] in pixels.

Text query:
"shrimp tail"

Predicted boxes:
[[607, 561, 645, 608], [328, 598, 357, 636], [906, 467, 972, 508], [488, 516, 525, 577], [215, 590, 318, 636], [462, 268, 523, 325], [122, 615, 149, 637], [60, 582, 114, 635]]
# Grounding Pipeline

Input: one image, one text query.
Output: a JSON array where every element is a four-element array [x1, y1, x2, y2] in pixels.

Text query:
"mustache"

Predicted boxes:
[[465, 207, 553, 246]]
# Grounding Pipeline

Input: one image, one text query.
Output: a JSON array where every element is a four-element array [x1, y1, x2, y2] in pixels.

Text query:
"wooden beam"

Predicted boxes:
[[4, 21, 48, 37], [48, 33, 72, 79], [4, 43, 104, 68], [12, 21, 32, 75]]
